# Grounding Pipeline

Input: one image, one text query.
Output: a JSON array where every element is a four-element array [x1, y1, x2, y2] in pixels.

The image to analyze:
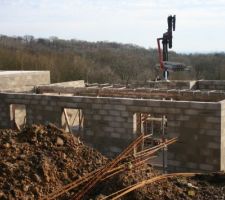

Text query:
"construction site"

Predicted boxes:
[[0, 70, 225, 199], [1, 13, 225, 199]]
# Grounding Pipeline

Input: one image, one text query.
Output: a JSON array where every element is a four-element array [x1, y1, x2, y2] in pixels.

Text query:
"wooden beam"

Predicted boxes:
[[63, 109, 73, 134]]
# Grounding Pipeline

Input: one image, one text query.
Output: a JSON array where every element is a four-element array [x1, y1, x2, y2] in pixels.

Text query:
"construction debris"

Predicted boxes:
[[0, 124, 225, 200]]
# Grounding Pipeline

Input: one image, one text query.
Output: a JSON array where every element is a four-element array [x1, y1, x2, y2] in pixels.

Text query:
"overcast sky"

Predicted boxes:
[[0, 0, 225, 53]]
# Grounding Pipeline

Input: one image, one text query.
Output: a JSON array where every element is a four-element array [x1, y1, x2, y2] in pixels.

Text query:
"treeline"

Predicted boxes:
[[0, 35, 225, 83]]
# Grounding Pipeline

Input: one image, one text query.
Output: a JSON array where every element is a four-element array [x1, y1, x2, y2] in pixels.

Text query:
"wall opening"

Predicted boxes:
[[133, 113, 167, 138], [10, 104, 26, 130], [62, 108, 84, 137], [133, 112, 168, 172]]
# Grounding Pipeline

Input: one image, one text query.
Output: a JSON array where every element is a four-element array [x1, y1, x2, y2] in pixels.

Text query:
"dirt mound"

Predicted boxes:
[[139, 173, 225, 200], [95, 171, 225, 200], [0, 124, 107, 199], [0, 124, 225, 200]]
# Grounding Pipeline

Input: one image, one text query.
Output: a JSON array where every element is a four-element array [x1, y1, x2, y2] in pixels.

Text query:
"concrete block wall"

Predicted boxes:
[[46, 80, 85, 87], [0, 102, 11, 128], [197, 80, 225, 90], [221, 100, 225, 170], [131, 80, 225, 91], [0, 71, 50, 90], [85, 80, 225, 91], [145, 80, 197, 90], [0, 92, 224, 172], [83, 101, 134, 156], [166, 101, 222, 172], [37, 86, 225, 103]]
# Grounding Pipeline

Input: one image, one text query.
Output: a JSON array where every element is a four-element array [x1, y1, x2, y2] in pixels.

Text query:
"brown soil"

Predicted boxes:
[[93, 169, 225, 200], [0, 124, 107, 199], [0, 124, 225, 200]]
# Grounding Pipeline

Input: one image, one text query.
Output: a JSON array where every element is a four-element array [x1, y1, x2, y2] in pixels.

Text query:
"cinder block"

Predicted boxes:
[[175, 115, 190, 121], [56, 101, 68, 106], [167, 152, 175, 159], [199, 164, 214, 171], [208, 142, 220, 149], [99, 110, 108, 115], [168, 121, 180, 127], [121, 99, 134, 105], [205, 117, 221, 123], [64, 102, 80, 108], [152, 107, 168, 114], [128, 106, 141, 112], [182, 121, 199, 129], [167, 160, 181, 167], [102, 104, 113, 110], [114, 117, 126, 122], [166, 108, 181, 114], [174, 102, 190, 108], [33, 95, 43, 100], [186, 162, 197, 169], [109, 110, 121, 116], [123, 123, 133, 130], [109, 146, 122, 153], [109, 121, 122, 128], [103, 127, 114, 132], [121, 111, 130, 117], [104, 116, 114, 121], [190, 103, 206, 109], [86, 130, 94, 136], [205, 103, 221, 110], [71, 96, 85, 103], [110, 133, 121, 138], [44, 106, 55, 111], [212, 136, 221, 143], [184, 109, 199, 115], [113, 105, 126, 111], [146, 100, 161, 107], [49, 101, 57, 106], [201, 149, 211, 156], [141, 106, 153, 113], [160, 101, 177, 108], [92, 104, 102, 109], [30, 100, 39, 104], [93, 115, 101, 120], [132, 100, 147, 106], [114, 127, 126, 134]]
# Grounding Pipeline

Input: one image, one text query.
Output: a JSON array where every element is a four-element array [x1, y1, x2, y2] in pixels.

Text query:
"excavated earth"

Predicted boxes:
[[0, 124, 107, 200], [0, 124, 225, 200]]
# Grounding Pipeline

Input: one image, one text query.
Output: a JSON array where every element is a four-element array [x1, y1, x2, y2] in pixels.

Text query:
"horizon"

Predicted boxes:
[[1, 33, 225, 55], [1, 1, 225, 53]]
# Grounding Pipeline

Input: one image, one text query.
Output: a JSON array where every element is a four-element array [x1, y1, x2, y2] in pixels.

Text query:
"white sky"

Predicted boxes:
[[0, 0, 225, 53]]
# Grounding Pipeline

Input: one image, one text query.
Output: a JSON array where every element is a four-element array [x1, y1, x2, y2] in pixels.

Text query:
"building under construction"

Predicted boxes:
[[0, 70, 225, 173]]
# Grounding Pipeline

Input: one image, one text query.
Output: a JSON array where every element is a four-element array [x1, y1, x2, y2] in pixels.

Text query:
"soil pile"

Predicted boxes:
[[95, 169, 225, 200], [0, 124, 225, 200], [0, 124, 107, 199], [141, 173, 225, 200]]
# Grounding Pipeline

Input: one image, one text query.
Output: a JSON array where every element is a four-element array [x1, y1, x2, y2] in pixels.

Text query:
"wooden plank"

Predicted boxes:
[[63, 109, 73, 134]]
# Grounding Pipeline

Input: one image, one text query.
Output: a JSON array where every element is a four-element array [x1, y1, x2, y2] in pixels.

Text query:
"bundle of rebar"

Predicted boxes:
[[102, 173, 197, 200], [43, 136, 177, 200]]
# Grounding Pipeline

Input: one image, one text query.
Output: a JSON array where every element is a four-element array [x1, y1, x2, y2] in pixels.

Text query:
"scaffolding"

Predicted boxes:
[[135, 113, 168, 173]]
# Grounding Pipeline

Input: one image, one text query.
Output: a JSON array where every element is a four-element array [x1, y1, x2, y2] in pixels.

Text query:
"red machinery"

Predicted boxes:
[[157, 15, 189, 79]]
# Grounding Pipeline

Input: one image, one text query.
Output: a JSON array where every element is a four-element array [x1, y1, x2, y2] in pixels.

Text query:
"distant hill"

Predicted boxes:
[[0, 35, 225, 83]]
